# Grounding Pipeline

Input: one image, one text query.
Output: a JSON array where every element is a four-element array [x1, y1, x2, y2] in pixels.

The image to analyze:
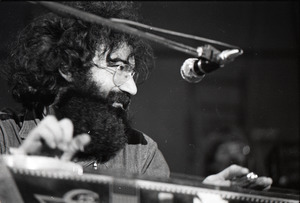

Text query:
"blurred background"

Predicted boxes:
[[0, 1, 299, 190]]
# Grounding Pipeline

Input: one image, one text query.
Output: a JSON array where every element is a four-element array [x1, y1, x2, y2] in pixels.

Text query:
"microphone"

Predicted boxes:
[[180, 45, 243, 83]]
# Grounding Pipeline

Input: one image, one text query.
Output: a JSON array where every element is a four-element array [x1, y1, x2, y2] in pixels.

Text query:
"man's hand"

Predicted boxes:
[[203, 164, 273, 190], [10, 115, 90, 161]]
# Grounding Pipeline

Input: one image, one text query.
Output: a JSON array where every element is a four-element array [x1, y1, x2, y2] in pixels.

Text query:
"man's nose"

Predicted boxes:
[[118, 77, 137, 95]]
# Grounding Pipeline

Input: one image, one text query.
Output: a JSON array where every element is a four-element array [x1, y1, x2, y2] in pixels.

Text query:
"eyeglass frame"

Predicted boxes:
[[92, 63, 137, 87]]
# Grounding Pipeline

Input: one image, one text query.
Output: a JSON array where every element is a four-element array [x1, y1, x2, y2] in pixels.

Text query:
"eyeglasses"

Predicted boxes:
[[93, 63, 137, 87]]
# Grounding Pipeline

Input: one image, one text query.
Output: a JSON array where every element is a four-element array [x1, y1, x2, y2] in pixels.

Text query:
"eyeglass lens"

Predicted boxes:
[[113, 65, 137, 87]]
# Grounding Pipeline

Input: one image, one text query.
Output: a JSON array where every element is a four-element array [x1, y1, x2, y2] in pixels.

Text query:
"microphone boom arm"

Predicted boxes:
[[27, 1, 199, 57], [28, 1, 243, 60]]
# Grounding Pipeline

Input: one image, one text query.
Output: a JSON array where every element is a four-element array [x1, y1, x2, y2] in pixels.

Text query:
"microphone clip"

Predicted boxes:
[[197, 45, 243, 66]]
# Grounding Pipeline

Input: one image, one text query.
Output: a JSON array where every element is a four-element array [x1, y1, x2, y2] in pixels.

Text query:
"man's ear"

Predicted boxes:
[[59, 68, 73, 82]]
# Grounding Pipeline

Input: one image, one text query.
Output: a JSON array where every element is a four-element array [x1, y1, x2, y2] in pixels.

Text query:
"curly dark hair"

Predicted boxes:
[[2, 1, 154, 110]]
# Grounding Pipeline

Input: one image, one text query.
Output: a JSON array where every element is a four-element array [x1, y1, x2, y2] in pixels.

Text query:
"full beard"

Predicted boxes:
[[54, 87, 132, 163]]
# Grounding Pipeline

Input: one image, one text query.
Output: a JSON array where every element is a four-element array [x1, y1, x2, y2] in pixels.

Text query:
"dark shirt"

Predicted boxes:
[[0, 109, 170, 178]]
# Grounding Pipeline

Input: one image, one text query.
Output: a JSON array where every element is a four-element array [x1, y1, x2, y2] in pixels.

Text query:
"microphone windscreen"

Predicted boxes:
[[180, 58, 205, 83]]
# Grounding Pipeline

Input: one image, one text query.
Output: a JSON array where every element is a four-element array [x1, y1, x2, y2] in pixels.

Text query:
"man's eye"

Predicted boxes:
[[108, 61, 123, 67], [118, 65, 125, 71]]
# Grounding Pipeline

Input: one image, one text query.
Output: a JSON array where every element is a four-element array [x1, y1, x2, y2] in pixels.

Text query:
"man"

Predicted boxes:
[[0, 1, 272, 189]]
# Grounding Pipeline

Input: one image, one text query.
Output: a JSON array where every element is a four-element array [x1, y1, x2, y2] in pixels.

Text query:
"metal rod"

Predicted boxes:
[[110, 18, 240, 49], [28, 1, 199, 57]]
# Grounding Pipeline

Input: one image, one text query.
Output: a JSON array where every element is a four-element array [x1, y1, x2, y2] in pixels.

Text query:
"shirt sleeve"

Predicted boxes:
[[0, 113, 22, 154]]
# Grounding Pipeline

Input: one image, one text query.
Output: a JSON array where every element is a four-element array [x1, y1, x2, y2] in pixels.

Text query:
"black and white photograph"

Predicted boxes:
[[0, 1, 299, 202]]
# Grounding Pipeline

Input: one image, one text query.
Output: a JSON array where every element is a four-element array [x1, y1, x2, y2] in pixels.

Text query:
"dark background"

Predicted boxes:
[[0, 1, 299, 190]]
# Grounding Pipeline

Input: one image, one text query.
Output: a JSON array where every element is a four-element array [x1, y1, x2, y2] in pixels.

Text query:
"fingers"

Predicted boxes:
[[249, 177, 273, 190], [217, 164, 249, 180], [18, 115, 91, 161], [203, 165, 250, 187], [19, 115, 74, 154], [203, 175, 231, 187], [57, 118, 74, 151], [20, 116, 58, 153], [203, 166, 273, 190], [61, 134, 91, 161]]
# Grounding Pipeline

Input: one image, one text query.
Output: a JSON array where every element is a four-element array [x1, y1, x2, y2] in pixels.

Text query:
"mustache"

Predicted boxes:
[[107, 91, 131, 110]]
